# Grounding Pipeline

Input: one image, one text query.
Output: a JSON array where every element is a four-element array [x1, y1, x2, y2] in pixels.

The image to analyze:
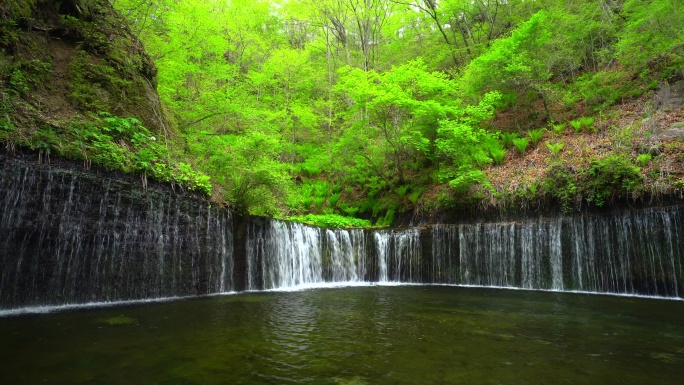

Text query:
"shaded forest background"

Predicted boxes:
[[2, 0, 684, 226]]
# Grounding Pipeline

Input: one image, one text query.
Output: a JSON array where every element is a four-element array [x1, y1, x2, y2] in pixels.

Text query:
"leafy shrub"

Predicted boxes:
[[570, 119, 583, 133], [484, 139, 507, 165], [342, 206, 359, 217], [512, 137, 530, 156], [394, 185, 410, 197], [636, 153, 652, 166], [546, 141, 565, 156], [328, 192, 342, 208], [313, 197, 325, 212], [579, 116, 595, 132], [500, 132, 520, 149], [552, 123, 565, 135], [287, 214, 371, 228], [586, 154, 643, 207], [448, 169, 492, 194], [489, 147, 507, 165], [408, 189, 422, 204], [375, 205, 399, 227], [568, 70, 639, 111], [528, 128, 544, 146], [570, 116, 596, 133], [543, 163, 578, 212], [312, 180, 329, 198]]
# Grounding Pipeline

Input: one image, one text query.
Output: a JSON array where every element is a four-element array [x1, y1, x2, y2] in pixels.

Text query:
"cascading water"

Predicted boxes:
[[373, 229, 422, 282], [2, 154, 684, 312], [433, 209, 683, 296], [244, 208, 683, 297], [246, 220, 368, 289], [0, 156, 233, 310]]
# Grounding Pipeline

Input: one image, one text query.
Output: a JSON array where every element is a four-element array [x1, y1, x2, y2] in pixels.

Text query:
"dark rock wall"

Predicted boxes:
[[0, 154, 233, 309], [1, 154, 684, 311]]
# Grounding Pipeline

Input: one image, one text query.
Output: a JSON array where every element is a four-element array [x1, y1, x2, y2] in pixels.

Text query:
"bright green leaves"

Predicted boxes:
[[334, 59, 459, 185], [460, 10, 553, 101], [186, 131, 290, 215], [617, 0, 684, 75], [435, 91, 502, 192]]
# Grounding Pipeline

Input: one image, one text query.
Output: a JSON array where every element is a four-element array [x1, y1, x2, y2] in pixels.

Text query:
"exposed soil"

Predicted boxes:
[[31, 36, 78, 122]]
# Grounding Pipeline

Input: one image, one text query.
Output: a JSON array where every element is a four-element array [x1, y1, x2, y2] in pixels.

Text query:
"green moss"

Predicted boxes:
[[287, 214, 372, 229], [67, 50, 133, 112]]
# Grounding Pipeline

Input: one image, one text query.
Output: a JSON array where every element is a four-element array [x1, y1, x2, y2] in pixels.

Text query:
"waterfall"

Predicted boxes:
[[244, 208, 683, 297], [434, 209, 682, 296], [0, 157, 233, 309], [2, 154, 684, 312], [373, 229, 421, 282], [246, 220, 369, 289]]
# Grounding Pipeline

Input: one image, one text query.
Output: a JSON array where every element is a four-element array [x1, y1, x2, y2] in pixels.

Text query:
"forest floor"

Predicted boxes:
[[419, 83, 684, 216]]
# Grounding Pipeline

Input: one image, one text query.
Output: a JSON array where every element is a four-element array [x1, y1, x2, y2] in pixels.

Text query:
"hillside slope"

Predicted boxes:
[[0, 0, 210, 194]]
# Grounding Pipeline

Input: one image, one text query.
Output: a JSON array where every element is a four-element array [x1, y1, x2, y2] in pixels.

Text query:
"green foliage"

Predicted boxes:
[[570, 119, 583, 133], [375, 206, 398, 227], [512, 138, 530, 156], [394, 185, 410, 198], [586, 154, 643, 207], [287, 214, 371, 229], [500, 132, 520, 149], [448, 169, 492, 195], [313, 197, 325, 212], [67, 50, 132, 112], [312, 181, 330, 198], [328, 192, 342, 209], [543, 163, 578, 213], [483, 137, 507, 165], [10, 113, 213, 195], [196, 131, 290, 215], [546, 141, 565, 157], [460, 11, 554, 100], [436, 91, 501, 187], [488, 146, 507, 166], [552, 123, 565, 135], [568, 71, 639, 110], [636, 153, 652, 167], [568, 116, 596, 133], [342, 205, 360, 217], [6, 59, 52, 96], [617, 0, 684, 76], [408, 189, 423, 205], [676, 179, 684, 191], [579, 117, 596, 132], [86, 0, 680, 216], [528, 129, 544, 146]]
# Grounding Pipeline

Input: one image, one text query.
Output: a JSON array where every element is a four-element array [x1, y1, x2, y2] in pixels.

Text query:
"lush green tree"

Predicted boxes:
[[107, 0, 684, 219], [334, 60, 458, 186], [617, 0, 684, 76], [435, 91, 501, 192]]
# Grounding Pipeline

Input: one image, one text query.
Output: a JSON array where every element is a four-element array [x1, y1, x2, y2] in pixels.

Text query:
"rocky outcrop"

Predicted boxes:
[[0, 0, 168, 136], [0, 152, 233, 309]]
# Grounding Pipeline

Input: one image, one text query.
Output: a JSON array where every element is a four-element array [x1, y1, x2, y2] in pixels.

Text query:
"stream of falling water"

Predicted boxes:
[[1, 156, 683, 313]]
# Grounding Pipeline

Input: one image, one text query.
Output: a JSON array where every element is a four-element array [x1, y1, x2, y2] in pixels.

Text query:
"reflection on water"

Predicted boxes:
[[0, 286, 683, 384]]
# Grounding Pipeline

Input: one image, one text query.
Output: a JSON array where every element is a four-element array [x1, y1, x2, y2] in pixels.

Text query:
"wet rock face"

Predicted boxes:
[[0, 153, 234, 309], [2, 152, 684, 311]]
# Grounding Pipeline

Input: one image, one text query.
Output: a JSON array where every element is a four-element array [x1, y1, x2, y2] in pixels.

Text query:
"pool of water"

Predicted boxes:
[[1, 286, 683, 384]]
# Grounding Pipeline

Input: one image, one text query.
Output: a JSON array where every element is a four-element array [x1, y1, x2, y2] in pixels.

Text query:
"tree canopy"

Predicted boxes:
[[6, 0, 681, 224]]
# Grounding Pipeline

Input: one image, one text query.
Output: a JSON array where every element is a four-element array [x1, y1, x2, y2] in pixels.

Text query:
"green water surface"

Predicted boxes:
[[1, 286, 683, 384]]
